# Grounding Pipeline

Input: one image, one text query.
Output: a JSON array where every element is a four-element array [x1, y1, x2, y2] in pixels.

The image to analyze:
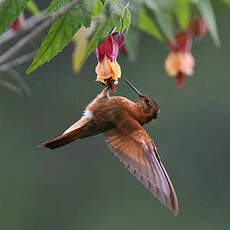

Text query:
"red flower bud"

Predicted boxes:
[[189, 18, 208, 38], [11, 17, 24, 33], [168, 31, 192, 53], [95, 33, 125, 62]]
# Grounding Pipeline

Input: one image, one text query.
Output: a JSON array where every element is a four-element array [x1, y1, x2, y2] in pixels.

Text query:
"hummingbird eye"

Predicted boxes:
[[144, 98, 150, 106]]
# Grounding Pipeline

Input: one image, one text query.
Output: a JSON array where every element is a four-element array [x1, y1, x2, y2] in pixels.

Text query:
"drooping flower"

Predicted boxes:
[[72, 22, 96, 73], [165, 18, 208, 87], [95, 32, 125, 91], [165, 31, 194, 87], [165, 52, 195, 87]]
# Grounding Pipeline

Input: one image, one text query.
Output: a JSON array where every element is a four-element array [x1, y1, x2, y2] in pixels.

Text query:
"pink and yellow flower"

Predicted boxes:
[[165, 31, 194, 87], [95, 32, 125, 90]]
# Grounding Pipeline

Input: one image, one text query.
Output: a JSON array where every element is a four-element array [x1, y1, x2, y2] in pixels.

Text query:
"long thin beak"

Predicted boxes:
[[125, 79, 143, 97]]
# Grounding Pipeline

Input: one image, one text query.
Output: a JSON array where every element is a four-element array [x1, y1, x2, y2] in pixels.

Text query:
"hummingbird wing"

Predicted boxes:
[[105, 121, 179, 216]]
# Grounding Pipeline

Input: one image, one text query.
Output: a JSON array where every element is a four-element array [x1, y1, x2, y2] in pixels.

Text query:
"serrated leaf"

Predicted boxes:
[[139, 7, 163, 41], [27, 0, 40, 15], [81, 17, 114, 64], [155, 9, 174, 43], [92, 0, 103, 19], [46, 0, 72, 15], [0, 0, 29, 36], [196, 0, 220, 46], [122, 8, 131, 32], [174, 0, 190, 29], [26, 5, 91, 73]]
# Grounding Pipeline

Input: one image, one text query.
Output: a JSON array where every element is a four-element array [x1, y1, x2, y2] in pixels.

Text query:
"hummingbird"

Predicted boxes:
[[40, 80, 179, 215]]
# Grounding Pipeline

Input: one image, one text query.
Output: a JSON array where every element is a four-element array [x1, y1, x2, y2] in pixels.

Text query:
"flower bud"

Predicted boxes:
[[189, 18, 208, 38], [11, 15, 24, 33]]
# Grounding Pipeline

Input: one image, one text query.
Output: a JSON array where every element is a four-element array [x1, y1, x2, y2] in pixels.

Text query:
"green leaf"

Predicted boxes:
[[122, 8, 131, 32], [126, 26, 140, 61], [196, 0, 220, 46], [155, 9, 174, 42], [222, 0, 230, 7], [145, 0, 176, 10], [92, 0, 103, 19], [138, 7, 163, 41], [81, 17, 114, 64], [174, 0, 190, 29], [26, 4, 91, 73], [110, 2, 124, 32], [46, 0, 71, 15], [0, 0, 29, 36], [27, 0, 40, 15]]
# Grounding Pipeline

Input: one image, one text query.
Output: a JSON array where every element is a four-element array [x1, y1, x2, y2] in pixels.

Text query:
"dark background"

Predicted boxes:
[[0, 1, 229, 230]]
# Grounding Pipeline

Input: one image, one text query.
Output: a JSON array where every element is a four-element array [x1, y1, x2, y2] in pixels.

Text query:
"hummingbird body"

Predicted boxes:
[[41, 81, 179, 215]]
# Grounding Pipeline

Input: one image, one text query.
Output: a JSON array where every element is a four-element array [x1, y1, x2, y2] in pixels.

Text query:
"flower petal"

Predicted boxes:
[[165, 52, 181, 77], [95, 56, 121, 85]]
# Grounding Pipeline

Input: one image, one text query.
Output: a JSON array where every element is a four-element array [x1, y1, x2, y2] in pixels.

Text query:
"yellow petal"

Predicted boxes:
[[165, 52, 181, 77], [95, 56, 121, 85]]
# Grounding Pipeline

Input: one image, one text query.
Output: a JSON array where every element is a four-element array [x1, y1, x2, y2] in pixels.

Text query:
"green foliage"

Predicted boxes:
[[26, 0, 40, 15], [195, 0, 220, 46], [122, 8, 131, 32], [155, 10, 174, 43], [0, 0, 29, 36], [138, 7, 163, 41], [174, 0, 190, 30], [81, 17, 115, 64], [46, 0, 72, 15], [26, 4, 91, 73], [0, 0, 226, 74], [91, 0, 104, 19], [222, 0, 230, 6], [81, 1, 131, 65], [125, 26, 140, 61]]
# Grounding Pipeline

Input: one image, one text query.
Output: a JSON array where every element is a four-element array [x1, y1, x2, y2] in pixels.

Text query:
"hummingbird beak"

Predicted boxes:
[[125, 79, 143, 97]]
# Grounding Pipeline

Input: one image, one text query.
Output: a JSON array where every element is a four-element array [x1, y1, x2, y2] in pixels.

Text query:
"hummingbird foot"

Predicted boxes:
[[100, 86, 110, 99]]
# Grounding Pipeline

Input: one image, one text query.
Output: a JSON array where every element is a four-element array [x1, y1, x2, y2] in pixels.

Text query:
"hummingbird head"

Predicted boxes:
[[125, 80, 160, 122]]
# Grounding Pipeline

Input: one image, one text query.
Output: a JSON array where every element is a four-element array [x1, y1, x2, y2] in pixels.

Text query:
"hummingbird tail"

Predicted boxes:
[[39, 126, 86, 149]]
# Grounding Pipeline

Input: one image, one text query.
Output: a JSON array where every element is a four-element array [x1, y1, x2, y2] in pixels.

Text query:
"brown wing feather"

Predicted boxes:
[[105, 120, 179, 215], [40, 125, 86, 149]]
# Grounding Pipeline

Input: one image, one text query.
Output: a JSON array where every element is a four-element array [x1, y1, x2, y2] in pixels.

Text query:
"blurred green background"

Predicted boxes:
[[0, 2, 230, 230]]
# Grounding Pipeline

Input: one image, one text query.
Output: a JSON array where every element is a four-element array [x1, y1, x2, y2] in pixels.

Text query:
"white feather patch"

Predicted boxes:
[[63, 109, 93, 135], [83, 109, 93, 120]]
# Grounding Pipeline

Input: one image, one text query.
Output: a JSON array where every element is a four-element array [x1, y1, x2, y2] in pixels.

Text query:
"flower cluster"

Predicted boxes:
[[165, 18, 207, 87], [95, 32, 125, 92]]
